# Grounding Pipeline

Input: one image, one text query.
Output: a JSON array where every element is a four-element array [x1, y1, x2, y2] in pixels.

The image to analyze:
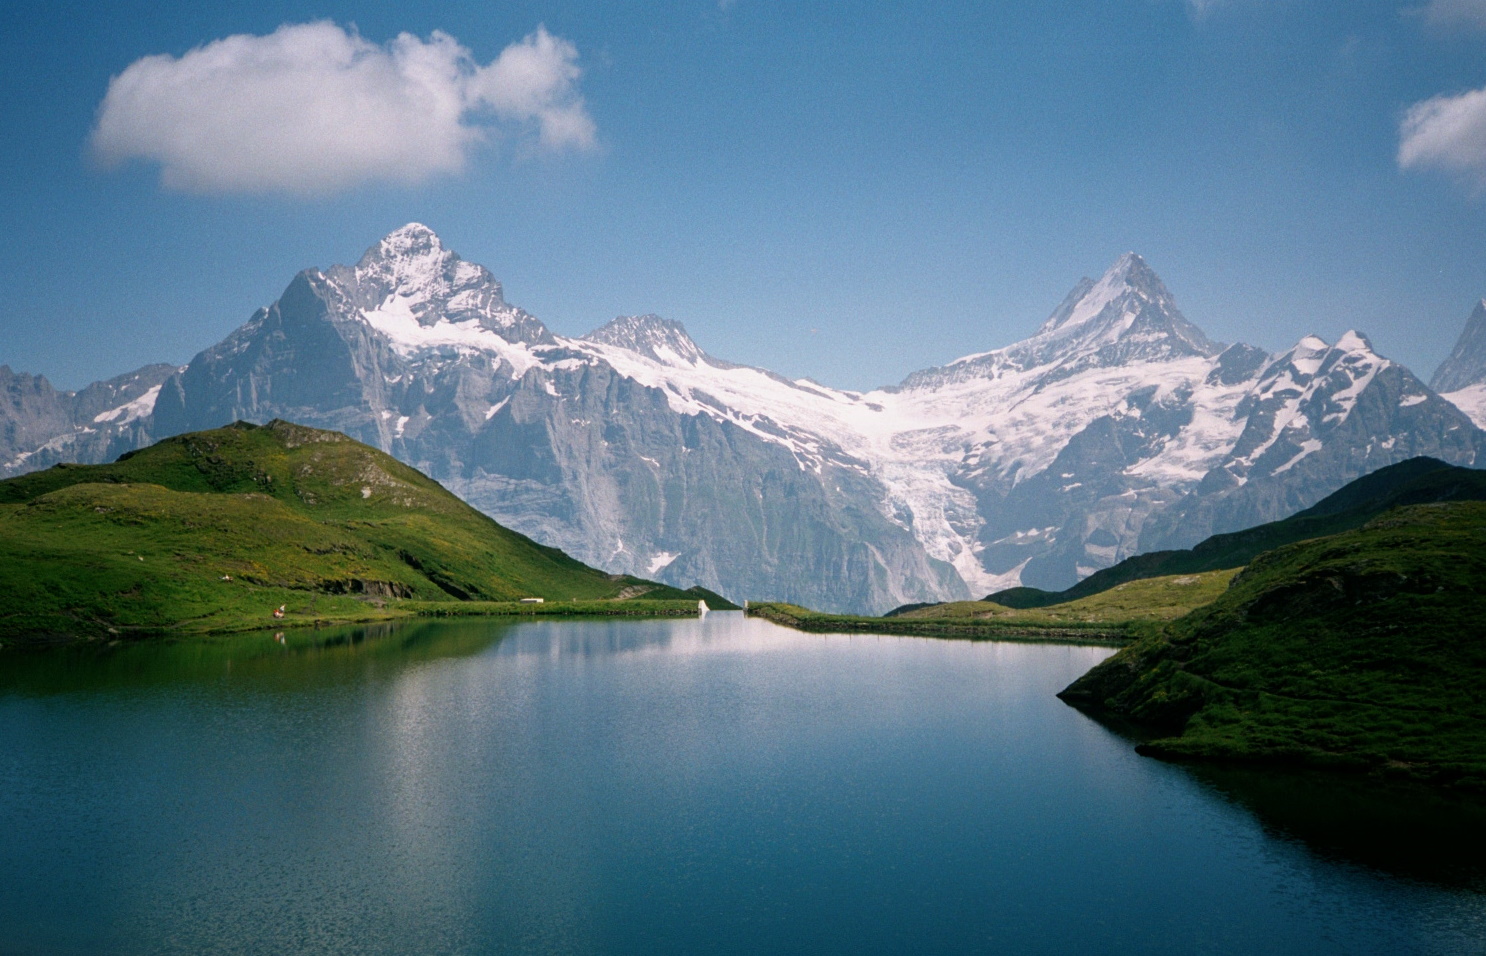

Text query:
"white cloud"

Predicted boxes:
[[1184, 0, 1223, 17], [92, 22, 597, 195], [467, 26, 596, 152], [1415, 0, 1486, 30], [1399, 86, 1486, 189]]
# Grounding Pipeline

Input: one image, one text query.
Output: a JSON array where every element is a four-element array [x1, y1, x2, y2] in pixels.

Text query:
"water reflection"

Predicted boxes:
[[1066, 703, 1486, 894], [1182, 763, 1486, 890], [0, 618, 515, 695], [2, 615, 1484, 955]]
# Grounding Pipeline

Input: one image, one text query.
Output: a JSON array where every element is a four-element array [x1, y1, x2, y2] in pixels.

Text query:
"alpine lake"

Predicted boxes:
[[2, 612, 1484, 955]]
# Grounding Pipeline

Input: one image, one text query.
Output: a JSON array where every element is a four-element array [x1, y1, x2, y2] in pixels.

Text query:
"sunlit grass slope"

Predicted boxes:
[[0, 420, 725, 642], [747, 568, 1238, 643], [896, 569, 1240, 624], [1059, 502, 1486, 788]]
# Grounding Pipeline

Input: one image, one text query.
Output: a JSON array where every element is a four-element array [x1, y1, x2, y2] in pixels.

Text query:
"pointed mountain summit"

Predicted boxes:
[[1432, 299, 1486, 394], [1021, 252, 1219, 367], [326, 224, 552, 345], [582, 314, 708, 366], [151, 224, 555, 441], [1037, 252, 1157, 334], [901, 252, 1220, 390]]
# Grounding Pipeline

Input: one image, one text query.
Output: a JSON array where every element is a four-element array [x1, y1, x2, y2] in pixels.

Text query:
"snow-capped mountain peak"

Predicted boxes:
[[1021, 252, 1218, 367], [582, 314, 708, 367], [902, 253, 1220, 392], [1213, 330, 1394, 487], [346, 223, 498, 315], [380, 221, 441, 250], [327, 225, 553, 352], [1268, 330, 1383, 383], [25, 227, 1479, 616], [1037, 251, 1156, 335]]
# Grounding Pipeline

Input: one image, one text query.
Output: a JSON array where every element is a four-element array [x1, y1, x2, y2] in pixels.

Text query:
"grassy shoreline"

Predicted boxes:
[[0, 598, 709, 648], [745, 602, 1135, 645], [1057, 503, 1486, 790], [742, 569, 1240, 645], [405, 599, 706, 619]]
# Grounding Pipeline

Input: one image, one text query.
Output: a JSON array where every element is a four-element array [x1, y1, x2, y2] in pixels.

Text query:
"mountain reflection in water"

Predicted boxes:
[[2, 613, 1483, 955]]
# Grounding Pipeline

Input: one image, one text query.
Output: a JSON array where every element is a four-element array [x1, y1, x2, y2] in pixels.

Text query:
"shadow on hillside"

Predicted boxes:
[[1070, 704, 1486, 890]]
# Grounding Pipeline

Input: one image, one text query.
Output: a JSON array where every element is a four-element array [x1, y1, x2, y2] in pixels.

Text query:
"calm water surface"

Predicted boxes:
[[2, 613, 1484, 955]]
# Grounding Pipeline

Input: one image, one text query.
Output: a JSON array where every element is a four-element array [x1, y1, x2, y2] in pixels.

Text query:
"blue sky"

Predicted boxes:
[[5, 0, 1486, 390]]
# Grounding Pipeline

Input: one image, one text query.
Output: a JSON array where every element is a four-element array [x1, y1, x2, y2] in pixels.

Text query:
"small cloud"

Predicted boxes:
[[1399, 85, 1486, 190], [92, 22, 597, 195], [467, 26, 597, 153], [1413, 0, 1486, 30], [1164, 0, 1224, 20]]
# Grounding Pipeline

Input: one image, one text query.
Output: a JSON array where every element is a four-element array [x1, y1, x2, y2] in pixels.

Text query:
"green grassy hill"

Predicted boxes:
[[0, 420, 732, 643], [1057, 501, 1486, 789], [895, 569, 1239, 624], [988, 457, 1486, 610], [746, 569, 1238, 643]]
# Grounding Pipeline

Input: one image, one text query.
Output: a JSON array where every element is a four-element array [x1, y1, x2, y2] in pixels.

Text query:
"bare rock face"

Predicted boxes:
[[2, 363, 176, 478], [144, 228, 964, 612], [1433, 300, 1486, 432], [1433, 299, 1486, 394], [11, 228, 1484, 612]]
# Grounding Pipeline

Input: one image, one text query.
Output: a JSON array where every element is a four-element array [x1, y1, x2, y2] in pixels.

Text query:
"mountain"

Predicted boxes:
[[2, 363, 176, 477], [145, 224, 966, 614], [0, 420, 718, 643], [583, 313, 711, 365], [1057, 500, 1486, 789], [1433, 299, 1486, 430], [1119, 330, 1482, 553], [990, 456, 1486, 608], [7, 226, 1485, 613]]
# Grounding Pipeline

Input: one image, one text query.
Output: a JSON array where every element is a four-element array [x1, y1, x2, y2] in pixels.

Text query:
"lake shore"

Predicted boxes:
[[0, 598, 708, 648], [745, 602, 1133, 645]]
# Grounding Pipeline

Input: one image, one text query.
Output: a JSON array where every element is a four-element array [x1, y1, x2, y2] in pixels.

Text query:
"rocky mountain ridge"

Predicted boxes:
[[1, 363, 177, 476], [1432, 298, 1486, 431], [5, 224, 1483, 612]]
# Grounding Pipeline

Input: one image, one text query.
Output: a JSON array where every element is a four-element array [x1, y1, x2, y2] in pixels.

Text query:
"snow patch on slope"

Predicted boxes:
[[362, 295, 541, 376], [92, 384, 162, 425], [648, 551, 679, 574], [1443, 383, 1486, 429]]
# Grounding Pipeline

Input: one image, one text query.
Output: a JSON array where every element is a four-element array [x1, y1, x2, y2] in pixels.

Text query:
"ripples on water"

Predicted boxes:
[[1, 613, 1483, 955]]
